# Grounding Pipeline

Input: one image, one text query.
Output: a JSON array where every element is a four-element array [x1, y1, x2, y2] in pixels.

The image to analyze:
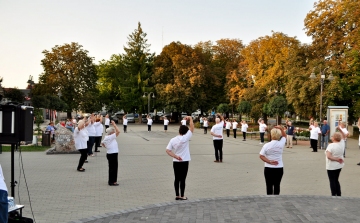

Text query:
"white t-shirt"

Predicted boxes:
[[232, 121, 238, 129], [101, 133, 119, 154], [166, 130, 193, 162], [225, 121, 231, 129], [73, 127, 89, 150], [164, 119, 169, 125], [203, 120, 208, 127], [241, 123, 248, 132], [123, 118, 128, 125], [259, 123, 267, 133], [147, 118, 153, 125], [181, 120, 187, 125], [259, 137, 286, 168], [339, 127, 348, 140], [211, 121, 224, 140], [325, 142, 344, 170], [94, 122, 103, 136], [310, 126, 321, 140], [104, 118, 110, 126], [0, 164, 8, 192], [85, 122, 96, 136]]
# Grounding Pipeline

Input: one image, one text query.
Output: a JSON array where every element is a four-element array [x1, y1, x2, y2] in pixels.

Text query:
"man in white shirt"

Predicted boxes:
[[241, 120, 249, 141], [232, 119, 238, 138], [147, 115, 153, 132], [211, 113, 225, 162], [123, 115, 128, 133], [0, 164, 8, 223], [164, 117, 169, 132], [258, 118, 267, 144]]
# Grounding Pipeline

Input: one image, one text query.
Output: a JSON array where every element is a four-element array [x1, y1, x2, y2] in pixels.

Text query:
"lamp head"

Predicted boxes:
[[309, 72, 316, 79], [328, 71, 334, 81]]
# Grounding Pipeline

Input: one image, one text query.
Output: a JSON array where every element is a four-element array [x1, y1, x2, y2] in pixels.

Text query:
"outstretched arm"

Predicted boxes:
[[187, 116, 194, 133], [112, 120, 120, 136]]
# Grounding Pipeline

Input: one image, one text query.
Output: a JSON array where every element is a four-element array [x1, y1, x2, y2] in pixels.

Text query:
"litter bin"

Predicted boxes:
[[42, 131, 51, 146]]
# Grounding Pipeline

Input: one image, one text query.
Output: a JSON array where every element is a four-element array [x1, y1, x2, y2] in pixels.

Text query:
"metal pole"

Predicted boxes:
[[320, 78, 323, 122], [148, 94, 150, 115], [11, 143, 15, 197]]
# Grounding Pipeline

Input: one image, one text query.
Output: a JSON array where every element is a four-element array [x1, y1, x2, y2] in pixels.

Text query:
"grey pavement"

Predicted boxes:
[[1, 123, 360, 223]]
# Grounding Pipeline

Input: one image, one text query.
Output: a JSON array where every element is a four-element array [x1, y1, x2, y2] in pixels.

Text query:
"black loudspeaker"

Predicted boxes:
[[0, 104, 34, 144]]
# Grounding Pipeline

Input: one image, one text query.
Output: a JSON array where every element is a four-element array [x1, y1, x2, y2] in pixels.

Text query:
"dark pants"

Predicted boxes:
[[148, 125, 151, 131], [264, 167, 283, 195], [173, 161, 189, 197], [260, 132, 265, 143], [164, 125, 168, 130], [327, 168, 342, 196], [233, 129, 237, 138], [105, 125, 109, 129], [213, 139, 223, 161], [0, 189, 8, 223], [204, 127, 208, 134], [311, 139, 318, 152], [107, 153, 118, 185], [87, 136, 95, 155], [77, 149, 88, 170], [243, 131, 246, 140], [94, 136, 102, 151], [123, 125, 127, 133], [226, 129, 230, 137]]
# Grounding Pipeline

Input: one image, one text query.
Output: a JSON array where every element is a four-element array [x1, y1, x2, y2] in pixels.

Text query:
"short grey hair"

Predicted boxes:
[[332, 132, 342, 142], [106, 127, 115, 135], [271, 128, 282, 140]]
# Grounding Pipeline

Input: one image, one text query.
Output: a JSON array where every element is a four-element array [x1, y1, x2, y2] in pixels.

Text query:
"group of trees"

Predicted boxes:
[[29, 0, 360, 122]]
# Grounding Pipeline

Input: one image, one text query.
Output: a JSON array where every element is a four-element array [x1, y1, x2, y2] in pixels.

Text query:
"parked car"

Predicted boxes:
[[100, 111, 107, 117], [126, 113, 135, 123], [142, 115, 148, 123], [181, 112, 187, 118], [110, 114, 118, 123]]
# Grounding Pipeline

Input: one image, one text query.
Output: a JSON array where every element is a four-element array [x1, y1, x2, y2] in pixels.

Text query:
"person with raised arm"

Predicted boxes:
[[211, 113, 225, 162], [74, 119, 89, 171], [166, 116, 194, 200]]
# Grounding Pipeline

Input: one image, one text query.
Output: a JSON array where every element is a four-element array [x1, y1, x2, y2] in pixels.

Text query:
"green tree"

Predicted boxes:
[[4, 88, 24, 103], [217, 103, 230, 117], [268, 96, 288, 125], [237, 101, 251, 120], [38, 42, 98, 118]]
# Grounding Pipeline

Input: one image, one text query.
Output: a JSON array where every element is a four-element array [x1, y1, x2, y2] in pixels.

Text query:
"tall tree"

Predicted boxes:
[[38, 42, 98, 118], [4, 88, 24, 103]]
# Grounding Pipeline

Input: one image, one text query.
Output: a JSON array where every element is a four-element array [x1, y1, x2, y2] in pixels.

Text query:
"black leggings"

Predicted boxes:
[[204, 127, 208, 134], [260, 132, 265, 143], [87, 136, 95, 155], [226, 129, 230, 137], [77, 149, 88, 170], [327, 169, 342, 196], [173, 161, 189, 197], [107, 153, 118, 185], [213, 139, 223, 161], [243, 131, 246, 140], [233, 129, 236, 138], [94, 136, 102, 151], [123, 125, 127, 132], [311, 139, 318, 151], [148, 125, 151, 131], [264, 167, 283, 195]]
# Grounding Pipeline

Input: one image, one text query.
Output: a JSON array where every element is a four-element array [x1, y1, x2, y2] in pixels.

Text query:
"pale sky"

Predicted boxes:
[[0, 0, 315, 89]]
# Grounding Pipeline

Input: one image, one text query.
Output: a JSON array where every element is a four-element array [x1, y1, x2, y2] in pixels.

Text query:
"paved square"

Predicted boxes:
[[1, 123, 360, 223]]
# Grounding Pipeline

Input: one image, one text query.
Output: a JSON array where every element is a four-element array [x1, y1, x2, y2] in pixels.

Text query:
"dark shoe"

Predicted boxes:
[[95, 150, 100, 152], [85, 160, 88, 163], [179, 197, 188, 200], [109, 183, 119, 186], [98, 146, 102, 147], [357, 162, 360, 166], [220, 160, 223, 162], [175, 197, 181, 200], [77, 168, 85, 172], [214, 160, 219, 163], [242, 139, 246, 141]]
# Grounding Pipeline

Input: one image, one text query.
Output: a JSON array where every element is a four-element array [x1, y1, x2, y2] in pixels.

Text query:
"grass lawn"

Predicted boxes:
[[0, 146, 50, 152]]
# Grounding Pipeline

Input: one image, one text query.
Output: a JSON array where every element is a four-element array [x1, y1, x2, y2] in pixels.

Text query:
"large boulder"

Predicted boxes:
[[46, 124, 77, 154]]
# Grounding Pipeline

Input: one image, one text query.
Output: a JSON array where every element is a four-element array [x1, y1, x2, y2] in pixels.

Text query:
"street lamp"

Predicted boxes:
[[309, 67, 334, 122], [142, 92, 155, 115]]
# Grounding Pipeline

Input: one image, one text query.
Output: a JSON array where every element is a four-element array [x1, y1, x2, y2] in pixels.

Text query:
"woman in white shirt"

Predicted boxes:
[[104, 114, 110, 129], [211, 114, 225, 162], [232, 119, 238, 138], [337, 121, 349, 157], [101, 120, 120, 186], [85, 114, 96, 157], [166, 116, 194, 200], [123, 115, 128, 133], [225, 119, 231, 137], [203, 118, 208, 134], [309, 122, 321, 152], [94, 115, 103, 152], [241, 120, 248, 141], [325, 132, 344, 196], [147, 115, 153, 132], [73, 120, 89, 172], [259, 126, 286, 195], [164, 117, 169, 132], [258, 118, 267, 144]]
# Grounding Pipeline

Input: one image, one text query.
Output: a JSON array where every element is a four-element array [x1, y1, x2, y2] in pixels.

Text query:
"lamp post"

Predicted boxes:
[[142, 92, 155, 115], [309, 67, 334, 122]]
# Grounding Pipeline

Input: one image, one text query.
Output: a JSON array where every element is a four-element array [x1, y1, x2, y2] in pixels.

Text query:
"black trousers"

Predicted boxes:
[[123, 125, 127, 133], [77, 149, 88, 170], [164, 125, 168, 130], [243, 131, 246, 140], [87, 136, 95, 155], [233, 129, 237, 138], [94, 136, 102, 151], [148, 125, 151, 131], [105, 125, 109, 129], [173, 161, 189, 197], [260, 132, 265, 143], [264, 167, 283, 195], [107, 153, 118, 185], [226, 129, 230, 137], [204, 127, 208, 134], [213, 139, 223, 161], [311, 139, 318, 152], [327, 168, 342, 196]]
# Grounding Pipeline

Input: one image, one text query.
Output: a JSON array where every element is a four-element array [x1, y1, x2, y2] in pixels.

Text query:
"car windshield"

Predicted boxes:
[[127, 114, 134, 118]]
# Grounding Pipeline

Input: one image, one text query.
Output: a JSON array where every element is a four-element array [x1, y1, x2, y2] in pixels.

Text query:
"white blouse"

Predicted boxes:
[[73, 127, 89, 150]]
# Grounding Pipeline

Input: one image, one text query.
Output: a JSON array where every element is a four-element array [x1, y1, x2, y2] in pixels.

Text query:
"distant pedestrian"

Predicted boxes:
[[101, 120, 120, 186], [104, 114, 110, 129], [181, 117, 187, 126], [211, 113, 224, 163], [147, 115, 153, 132], [94, 115, 103, 152], [85, 114, 96, 156], [232, 119, 238, 138], [65, 119, 74, 132], [321, 120, 330, 150], [259, 126, 286, 195], [164, 117, 169, 132], [166, 116, 194, 200], [337, 122, 349, 157], [74, 120, 88, 172], [325, 132, 344, 196], [225, 119, 231, 137], [203, 118, 208, 134], [0, 164, 8, 223], [200, 116, 204, 129], [241, 120, 248, 141], [46, 121, 57, 144], [286, 120, 295, 148], [309, 122, 321, 152], [123, 115, 128, 133], [258, 118, 267, 144]]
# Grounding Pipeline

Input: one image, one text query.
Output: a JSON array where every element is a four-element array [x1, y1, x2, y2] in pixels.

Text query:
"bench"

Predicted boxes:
[[246, 131, 259, 139]]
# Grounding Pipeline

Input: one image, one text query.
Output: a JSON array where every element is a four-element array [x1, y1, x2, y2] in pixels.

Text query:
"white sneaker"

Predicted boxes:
[[260, 142, 264, 144]]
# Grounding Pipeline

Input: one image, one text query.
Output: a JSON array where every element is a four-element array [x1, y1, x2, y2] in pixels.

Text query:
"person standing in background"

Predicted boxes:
[[164, 116, 169, 132], [241, 120, 248, 141], [211, 113, 225, 163], [286, 120, 295, 148], [337, 121, 349, 157], [104, 114, 110, 129], [225, 118, 231, 137], [199, 116, 204, 129], [0, 164, 8, 223], [232, 119, 238, 138], [310, 122, 321, 152], [85, 114, 96, 157], [258, 118, 267, 144], [203, 118, 208, 134], [321, 120, 330, 150], [123, 115, 128, 133], [74, 120, 89, 171], [94, 115, 103, 152], [147, 115, 153, 132]]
